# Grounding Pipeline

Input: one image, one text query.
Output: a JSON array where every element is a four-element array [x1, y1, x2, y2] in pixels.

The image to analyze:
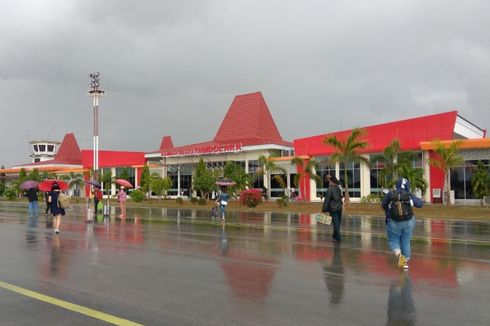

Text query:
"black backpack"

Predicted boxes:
[[388, 191, 413, 221]]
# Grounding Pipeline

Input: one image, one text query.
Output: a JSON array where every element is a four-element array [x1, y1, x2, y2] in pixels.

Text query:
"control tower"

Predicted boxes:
[[29, 140, 61, 163]]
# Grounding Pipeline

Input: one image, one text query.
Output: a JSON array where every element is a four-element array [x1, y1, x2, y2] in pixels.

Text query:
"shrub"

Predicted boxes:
[[198, 198, 207, 205], [360, 193, 381, 204], [240, 189, 263, 208], [276, 198, 288, 208], [5, 187, 17, 201], [130, 189, 145, 203], [176, 197, 184, 205], [190, 197, 198, 203]]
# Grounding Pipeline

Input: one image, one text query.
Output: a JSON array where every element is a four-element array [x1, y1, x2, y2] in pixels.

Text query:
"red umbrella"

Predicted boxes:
[[20, 180, 39, 190], [39, 180, 69, 192], [116, 179, 133, 188]]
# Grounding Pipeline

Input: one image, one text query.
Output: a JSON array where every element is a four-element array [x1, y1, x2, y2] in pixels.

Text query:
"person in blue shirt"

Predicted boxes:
[[382, 178, 423, 270], [215, 186, 229, 223]]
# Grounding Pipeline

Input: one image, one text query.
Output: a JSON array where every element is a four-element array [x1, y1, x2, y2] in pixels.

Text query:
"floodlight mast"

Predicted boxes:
[[89, 72, 105, 181]]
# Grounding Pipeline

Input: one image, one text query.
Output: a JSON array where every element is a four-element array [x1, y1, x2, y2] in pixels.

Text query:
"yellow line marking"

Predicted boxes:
[[0, 281, 143, 326]]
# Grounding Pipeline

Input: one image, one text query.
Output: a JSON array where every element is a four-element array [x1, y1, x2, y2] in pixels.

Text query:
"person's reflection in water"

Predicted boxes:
[[323, 243, 345, 305], [219, 224, 228, 256], [49, 236, 64, 277], [26, 215, 38, 244], [386, 272, 416, 326]]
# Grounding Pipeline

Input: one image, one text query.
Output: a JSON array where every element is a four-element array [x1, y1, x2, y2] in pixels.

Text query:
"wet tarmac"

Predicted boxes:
[[1, 202, 489, 325]]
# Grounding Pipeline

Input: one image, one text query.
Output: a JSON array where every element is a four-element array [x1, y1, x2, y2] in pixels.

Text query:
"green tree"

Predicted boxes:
[[471, 161, 490, 205], [101, 170, 113, 197], [118, 168, 130, 181], [27, 168, 41, 182], [398, 164, 427, 195], [140, 164, 151, 197], [429, 140, 463, 206], [223, 161, 252, 196], [290, 157, 322, 200], [60, 172, 85, 196], [151, 176, 173, 199], [324, 127, 370, 204], [0, 165, 6, 196], [257, 151, 287, 199], [378, 139, 401, 188], [193, 158, 217, 199]]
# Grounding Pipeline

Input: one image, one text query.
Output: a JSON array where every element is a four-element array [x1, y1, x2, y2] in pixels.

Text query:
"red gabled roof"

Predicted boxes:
[[294, 111, 459, 156], [213, 92, 290, 146], [53, 133, 82, 164], [159, 136, 174, 151]]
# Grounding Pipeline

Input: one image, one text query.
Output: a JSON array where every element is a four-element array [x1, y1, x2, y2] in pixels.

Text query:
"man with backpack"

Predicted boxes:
[[382, 177, 423, 270]]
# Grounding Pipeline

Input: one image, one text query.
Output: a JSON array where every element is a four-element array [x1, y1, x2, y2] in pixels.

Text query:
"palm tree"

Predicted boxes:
[[60, 172, 84, 197], [257, 151, 287, 199], [290, 157, 322, 201], [378, 139, 401, 188], [398, 164, 427, 195], [324, 128, 370, 204], [429, 140, 463, 206]]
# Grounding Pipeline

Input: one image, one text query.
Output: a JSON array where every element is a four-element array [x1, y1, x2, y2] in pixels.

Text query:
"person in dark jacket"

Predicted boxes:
[[48, 183, 65, 234], [322, 176, 344, 242], [382, 177, 423, 270], [44, 191, 51, 216], [24, 187, 39, 218]]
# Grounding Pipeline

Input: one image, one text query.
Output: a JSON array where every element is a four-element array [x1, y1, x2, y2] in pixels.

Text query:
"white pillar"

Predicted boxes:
[[360, 155, 371, 198], [423, 150, 431, 203], [111, 167, 116, 196]]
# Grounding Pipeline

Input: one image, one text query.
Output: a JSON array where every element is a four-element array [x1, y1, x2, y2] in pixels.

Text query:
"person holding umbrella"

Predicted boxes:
[[117, 185, 127, 218], [24, 187, 39, 218], [215, 186, 229, 223], [48, 183, 65, 234], [92, 185, 103, 213]]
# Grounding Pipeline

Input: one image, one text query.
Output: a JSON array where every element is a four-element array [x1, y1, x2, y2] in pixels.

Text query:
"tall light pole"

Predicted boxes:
[[89, 72, 105, 181]]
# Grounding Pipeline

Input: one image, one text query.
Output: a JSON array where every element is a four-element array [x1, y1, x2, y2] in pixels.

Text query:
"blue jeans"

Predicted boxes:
[[220, 204, 226, 219], [28, 201, 39, 217], [386, 217, 415, 259]]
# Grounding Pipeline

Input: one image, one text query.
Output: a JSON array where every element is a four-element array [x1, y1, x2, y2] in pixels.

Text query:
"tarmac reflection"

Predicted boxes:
[[386, 273, 416, 326]]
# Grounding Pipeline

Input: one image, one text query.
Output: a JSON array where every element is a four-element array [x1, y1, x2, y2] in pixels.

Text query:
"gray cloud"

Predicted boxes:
[[1, 0, 489, 167]]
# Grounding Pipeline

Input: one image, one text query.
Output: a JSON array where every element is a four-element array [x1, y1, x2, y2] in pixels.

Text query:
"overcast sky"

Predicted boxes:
[[1, 0, 489, 167]]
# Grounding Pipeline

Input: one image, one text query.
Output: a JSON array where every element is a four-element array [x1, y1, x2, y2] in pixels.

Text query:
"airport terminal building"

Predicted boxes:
[[2, 91, 489, 204]]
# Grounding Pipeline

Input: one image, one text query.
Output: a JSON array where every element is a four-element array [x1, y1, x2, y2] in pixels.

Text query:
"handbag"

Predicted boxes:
[[221, 200, 228, 206], [316, 212, 332, 225]]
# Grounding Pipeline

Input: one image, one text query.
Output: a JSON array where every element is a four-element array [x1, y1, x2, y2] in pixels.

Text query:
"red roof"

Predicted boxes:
[[294, 111, 459, 156], [53, 133, 82, 164], [82, 150, 146, 168], [214, 92, 289, 145], [159, 136, 174, 151], [154, 92, 292, 155]]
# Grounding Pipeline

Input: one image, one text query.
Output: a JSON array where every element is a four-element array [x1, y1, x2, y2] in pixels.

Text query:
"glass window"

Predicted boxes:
[[47, 145, 54, 152], [369, 154, 385, 195], [339, 161, 361, 198], [33, 145, 39, 152], [450, 160, 490, 200], [315, 157, 335, 198], [39, 145, 46, 152], [270, 174, 286, 197]]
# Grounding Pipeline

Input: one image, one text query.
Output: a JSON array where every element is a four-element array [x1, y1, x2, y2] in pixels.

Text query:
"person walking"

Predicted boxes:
[[44, 191, 51, 216], [48, 183, 65, 234], [92, 185, 103, 213], [215, 186, 228, 223], [24, 187, 39, 218], [117, 185, 127, 218], [322, 176, 343, 242], [382, 177, 423, 270]]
